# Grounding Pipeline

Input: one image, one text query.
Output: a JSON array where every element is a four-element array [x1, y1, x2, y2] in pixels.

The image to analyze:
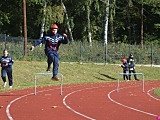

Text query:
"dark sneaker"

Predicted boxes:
[[135, 79, 140, 81], [51, 76, 59, 81]]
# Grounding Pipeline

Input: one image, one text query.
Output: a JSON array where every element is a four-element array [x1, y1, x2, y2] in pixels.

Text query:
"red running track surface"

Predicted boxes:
[[0, 80, 160, 120]]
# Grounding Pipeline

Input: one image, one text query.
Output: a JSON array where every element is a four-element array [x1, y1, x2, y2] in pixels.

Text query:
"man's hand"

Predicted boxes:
[[63, 34, 67, 38], [30, 46, 35, 51], [5, 62, 8, 66], [121, 65, 124, 68]]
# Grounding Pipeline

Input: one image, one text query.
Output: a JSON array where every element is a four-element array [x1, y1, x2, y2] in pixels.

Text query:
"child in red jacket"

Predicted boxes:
[[121, 58, 129, 81]]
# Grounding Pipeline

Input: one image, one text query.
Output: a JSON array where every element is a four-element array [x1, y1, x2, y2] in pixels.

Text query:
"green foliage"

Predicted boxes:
[[0, 0, 160, 43], [153, 88, 160, 97], [44, 5, 64, 29], [0, 11, 10, 26]]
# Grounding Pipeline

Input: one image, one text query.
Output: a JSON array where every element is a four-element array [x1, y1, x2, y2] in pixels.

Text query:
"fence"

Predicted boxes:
[[0, 34, 160, 65]]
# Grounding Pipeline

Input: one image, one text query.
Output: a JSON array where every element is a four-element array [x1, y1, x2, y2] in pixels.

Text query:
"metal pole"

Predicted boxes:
[[117, 74, 120, 92], [34, 75, 37, 95], [142, 74, 145, 92], [60, 74, 63, 95]]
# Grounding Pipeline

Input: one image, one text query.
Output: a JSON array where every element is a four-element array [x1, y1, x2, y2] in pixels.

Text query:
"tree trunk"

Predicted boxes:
[[39, 0, 47, 47], [127, 0, 132, 44], [40, 0, 47, 38], [110, 9, 114, 42], [61, 1, 74, 42], [104, 0, 109, 64], [86, 0, 92, 46], [109, 0, 116, 42], [104, 0, 109, 45]]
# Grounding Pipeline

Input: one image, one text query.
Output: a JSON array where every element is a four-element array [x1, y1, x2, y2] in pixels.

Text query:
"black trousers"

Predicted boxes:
[[129, 69, 138, 80], [1, 67, 13, 86], [123, 70, 128, 80]]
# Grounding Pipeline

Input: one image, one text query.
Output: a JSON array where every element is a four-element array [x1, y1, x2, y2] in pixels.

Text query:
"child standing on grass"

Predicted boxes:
[[121, 58, 129, 81], [0, 50, 14, 88]]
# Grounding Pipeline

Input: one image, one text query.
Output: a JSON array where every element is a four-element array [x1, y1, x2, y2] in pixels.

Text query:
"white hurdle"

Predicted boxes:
[[34, 72, 63, 95], [117, 73, 145, 93]]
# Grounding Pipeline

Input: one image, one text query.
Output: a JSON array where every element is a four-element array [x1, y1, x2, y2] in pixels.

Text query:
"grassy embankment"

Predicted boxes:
[[0, 61, 160, 97]]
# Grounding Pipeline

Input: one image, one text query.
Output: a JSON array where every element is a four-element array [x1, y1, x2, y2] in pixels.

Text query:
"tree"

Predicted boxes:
[[104, 0, 109, 45], [109, 0, 116, 43], [139, 0, 160, 45], [104, 0, 109, 64], [0, 0, 160, 45], [39, 0, 47, 38], [0, 0, 23, 36], [61, 0, 74, 42], [86, 0, 92, 45]]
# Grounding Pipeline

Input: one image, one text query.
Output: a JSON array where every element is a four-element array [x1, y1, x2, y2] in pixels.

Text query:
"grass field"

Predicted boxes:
[[0, 61, 160, 94]]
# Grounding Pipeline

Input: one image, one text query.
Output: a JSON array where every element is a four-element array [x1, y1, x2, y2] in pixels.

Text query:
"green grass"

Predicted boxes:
[[153, 88, 160, 98], [0, 61, 160, 96]]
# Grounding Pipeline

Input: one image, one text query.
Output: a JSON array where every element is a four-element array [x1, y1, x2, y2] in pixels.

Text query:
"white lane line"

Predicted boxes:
[[63, 87, 99, 120], [147, 88, 160, 101], [6, 93, 34, 120], [7, 83, 159, 120], [6, 84, 90, 120], [6, 87, 60, 120], [108, 88, 158, 117]]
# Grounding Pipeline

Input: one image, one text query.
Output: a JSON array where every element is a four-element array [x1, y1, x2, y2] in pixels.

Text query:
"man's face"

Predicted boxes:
[[130, 55, 133, 58], [51, 29, 58, 35]]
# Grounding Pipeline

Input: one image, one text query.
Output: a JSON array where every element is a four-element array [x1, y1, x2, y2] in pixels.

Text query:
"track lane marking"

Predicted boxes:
[[108, 86, 158, 117]]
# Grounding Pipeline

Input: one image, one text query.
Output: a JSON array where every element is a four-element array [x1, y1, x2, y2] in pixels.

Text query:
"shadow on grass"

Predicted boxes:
[[95, 73, 117, 81]]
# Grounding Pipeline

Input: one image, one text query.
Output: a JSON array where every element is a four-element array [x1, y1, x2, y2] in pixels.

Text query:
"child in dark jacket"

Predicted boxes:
[[121, 58, 129, 81], [0, 50, 14, 88], [127, 54, 139, 81]]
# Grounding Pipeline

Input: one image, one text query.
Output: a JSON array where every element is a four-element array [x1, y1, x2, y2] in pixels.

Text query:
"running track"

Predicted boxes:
[[0, 80, 160, 120]]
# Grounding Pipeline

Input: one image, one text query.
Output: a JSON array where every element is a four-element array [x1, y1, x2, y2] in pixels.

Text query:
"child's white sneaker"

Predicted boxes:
[[3, 82, 7, 87], [9, 86, 12, 89]]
